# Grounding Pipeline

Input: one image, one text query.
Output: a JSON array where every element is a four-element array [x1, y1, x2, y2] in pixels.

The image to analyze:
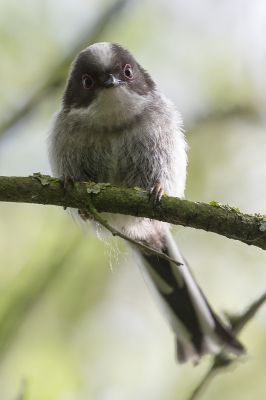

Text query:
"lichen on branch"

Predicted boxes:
[[0, 173, 266, 251]]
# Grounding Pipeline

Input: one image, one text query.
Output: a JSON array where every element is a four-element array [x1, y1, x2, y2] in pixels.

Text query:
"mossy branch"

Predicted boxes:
[[0, 174, 266, 251]]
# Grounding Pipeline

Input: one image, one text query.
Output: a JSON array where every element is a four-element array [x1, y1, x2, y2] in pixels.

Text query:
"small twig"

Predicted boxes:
[[187, 353, 237, 400], [85, 199, 182, 267], [15, 380, 28, 400], [228, 291, 266, 334], [187, 291, 266, 400]]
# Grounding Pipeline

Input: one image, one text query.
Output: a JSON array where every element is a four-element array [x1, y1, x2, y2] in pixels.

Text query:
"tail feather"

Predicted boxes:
[[133, 230, 245, 364]]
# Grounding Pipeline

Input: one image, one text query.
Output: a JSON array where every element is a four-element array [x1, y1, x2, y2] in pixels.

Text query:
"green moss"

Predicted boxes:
[[210, 200, 221, 207], [229, 206, 241, 213], [210, 200, 241, 213], [133, 187, 148, 199]]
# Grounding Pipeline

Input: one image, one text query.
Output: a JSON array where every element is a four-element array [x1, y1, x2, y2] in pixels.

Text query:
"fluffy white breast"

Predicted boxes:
[[69, 85, 153, 130]]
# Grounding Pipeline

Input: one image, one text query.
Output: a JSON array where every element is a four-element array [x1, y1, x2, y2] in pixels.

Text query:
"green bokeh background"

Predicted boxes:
[[1, 1, 266, 399]]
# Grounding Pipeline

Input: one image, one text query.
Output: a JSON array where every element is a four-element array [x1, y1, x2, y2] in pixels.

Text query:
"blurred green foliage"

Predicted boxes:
[[1, 0, 266, 399]]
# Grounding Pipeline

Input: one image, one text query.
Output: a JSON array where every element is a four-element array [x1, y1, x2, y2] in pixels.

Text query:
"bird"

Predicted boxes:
[[48, 42, 245, 363]]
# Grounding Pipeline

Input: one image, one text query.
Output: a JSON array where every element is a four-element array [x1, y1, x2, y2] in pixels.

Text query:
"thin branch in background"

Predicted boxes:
[[0, 234, 82, 361], [85, 198, 183, 267], [0, 0, 131, 137], [187, 290, 266, 400], [228, 291, 266, 334], [15, 380, 28, 400]]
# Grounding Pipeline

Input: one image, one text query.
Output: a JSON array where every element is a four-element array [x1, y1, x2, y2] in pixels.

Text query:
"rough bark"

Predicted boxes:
[[1, 174, 266, 251]]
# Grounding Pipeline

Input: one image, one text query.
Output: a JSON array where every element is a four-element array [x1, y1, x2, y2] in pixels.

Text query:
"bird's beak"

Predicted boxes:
[[102, 74, 121, 88]]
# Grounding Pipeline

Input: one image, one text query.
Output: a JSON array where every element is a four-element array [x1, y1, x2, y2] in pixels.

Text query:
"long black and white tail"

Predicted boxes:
[[133, 231, 245, 364]]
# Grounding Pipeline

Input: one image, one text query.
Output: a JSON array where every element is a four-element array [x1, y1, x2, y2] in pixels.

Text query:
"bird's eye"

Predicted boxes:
[[82, 74, 94, 89], [123, 64, 133, 80]]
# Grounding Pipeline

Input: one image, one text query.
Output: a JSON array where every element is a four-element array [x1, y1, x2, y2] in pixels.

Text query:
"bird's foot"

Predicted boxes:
[[60, 173, 75, 197], [149, 182, 164, 205], [60, 173, 75, 210]]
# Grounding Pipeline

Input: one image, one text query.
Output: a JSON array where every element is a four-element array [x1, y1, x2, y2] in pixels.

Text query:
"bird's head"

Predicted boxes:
[[62, 42, 156, 128]]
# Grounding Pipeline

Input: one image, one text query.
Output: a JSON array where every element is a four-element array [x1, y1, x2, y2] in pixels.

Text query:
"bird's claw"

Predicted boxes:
[[60, 173, 75, 198], [149, 183, 164, 205]]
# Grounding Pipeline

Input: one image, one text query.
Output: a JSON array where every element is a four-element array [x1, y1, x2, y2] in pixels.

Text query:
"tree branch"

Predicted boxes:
[[85, 198, 182, 266], [188, 290, 266, 400], [1, 174, 266, 251]]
